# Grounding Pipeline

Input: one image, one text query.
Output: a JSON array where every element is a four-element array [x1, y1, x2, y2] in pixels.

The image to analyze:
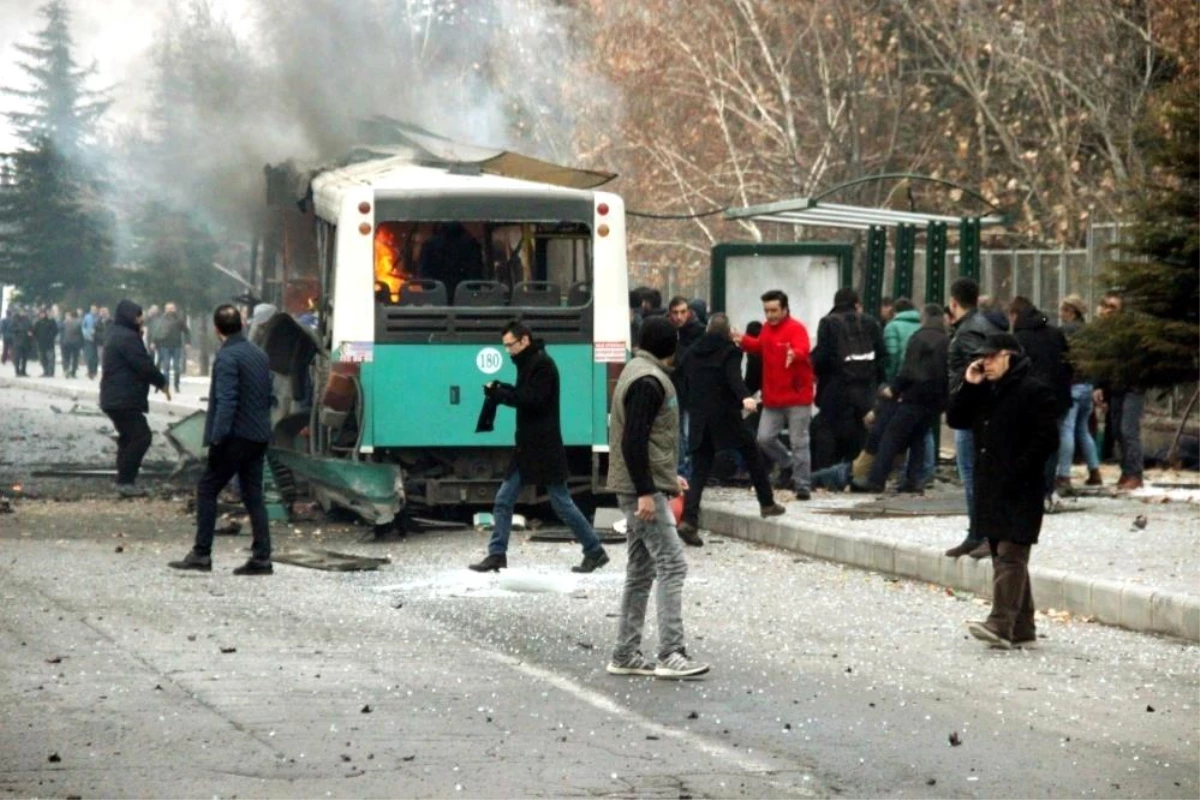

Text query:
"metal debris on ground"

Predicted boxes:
[[272, 548, 392, 572]]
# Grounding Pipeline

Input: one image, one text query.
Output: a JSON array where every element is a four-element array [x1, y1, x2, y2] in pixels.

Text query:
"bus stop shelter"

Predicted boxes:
[[725, 184, 1006, 315]]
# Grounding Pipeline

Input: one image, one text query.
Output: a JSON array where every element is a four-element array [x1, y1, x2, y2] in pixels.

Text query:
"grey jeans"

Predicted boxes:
[[612, 493, 688, 663], [756, 405, 812, 490]]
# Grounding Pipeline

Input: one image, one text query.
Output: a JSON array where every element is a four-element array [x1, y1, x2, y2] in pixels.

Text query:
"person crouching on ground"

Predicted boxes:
[[99, 299, 170, 498], [947, 333, 1058, 649], [170, 305, 275, 575], [469, 320, 609, 574], [605, 316, 709, 679]]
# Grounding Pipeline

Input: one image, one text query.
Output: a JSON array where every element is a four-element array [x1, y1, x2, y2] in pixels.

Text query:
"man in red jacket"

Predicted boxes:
[[736, 289, 815, 499]]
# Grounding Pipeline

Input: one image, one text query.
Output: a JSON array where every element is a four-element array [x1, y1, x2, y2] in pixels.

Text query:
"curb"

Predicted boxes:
[[701, 503, 1200, 643], [0, 377, 204, 418]]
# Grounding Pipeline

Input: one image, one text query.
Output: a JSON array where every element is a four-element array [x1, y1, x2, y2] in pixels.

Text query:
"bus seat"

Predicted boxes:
[[513, 281, 561, 307], [454, 280, 508, 307], [397, 279, 447, 306], [567, 281, 592, 307]]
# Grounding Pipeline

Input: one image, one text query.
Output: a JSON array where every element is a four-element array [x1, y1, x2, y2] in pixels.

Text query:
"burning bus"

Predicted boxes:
[[256, 123, 629, 527]]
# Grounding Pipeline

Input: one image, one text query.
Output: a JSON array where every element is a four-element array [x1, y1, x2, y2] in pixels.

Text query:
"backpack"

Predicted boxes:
[[832, 312, 878, 386]]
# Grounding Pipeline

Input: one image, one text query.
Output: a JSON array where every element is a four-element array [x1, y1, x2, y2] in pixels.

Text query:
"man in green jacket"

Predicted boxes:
[[882, 298, 920, 383]]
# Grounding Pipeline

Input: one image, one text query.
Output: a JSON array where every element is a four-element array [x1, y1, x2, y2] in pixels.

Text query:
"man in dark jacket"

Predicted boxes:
[[156, 302, 190, 393], [170, 305, 274, 575], [811, 288, 886, 470], [469, 321, 608, 574], [859, 304, 949, 492], [32, 307, 58, 377], [605, 316, 708, 679], [668, 295, 706, 480], [10, 307, 33, 377], [677, 314, 785, 545], [1008, 296, 1072, 507], [99, 299, 170, 497], [943, 278, 1006, 559], [60, 310, 84, 378], [948, 333, 1059, 649]]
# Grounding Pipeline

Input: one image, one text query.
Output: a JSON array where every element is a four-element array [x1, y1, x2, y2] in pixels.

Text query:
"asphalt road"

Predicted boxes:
[[0, 386, 1197, 799]]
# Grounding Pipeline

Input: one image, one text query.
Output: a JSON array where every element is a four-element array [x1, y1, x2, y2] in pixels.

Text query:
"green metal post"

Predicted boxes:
[[865, 225, 887, 317], [959, 217, 981, 280], [925, 222, 947, 304], [894, 223, 916, 300]]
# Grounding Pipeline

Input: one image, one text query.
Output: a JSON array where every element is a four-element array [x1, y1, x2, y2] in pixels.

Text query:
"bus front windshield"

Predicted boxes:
[[373, 220, 591, 308]]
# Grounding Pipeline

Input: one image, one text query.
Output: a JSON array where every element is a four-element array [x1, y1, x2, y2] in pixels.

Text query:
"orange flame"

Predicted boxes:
[[374, 224, 413, 302]]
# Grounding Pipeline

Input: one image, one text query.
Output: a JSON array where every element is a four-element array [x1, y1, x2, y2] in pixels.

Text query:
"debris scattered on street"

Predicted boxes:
[[949, 731, 962, 747]]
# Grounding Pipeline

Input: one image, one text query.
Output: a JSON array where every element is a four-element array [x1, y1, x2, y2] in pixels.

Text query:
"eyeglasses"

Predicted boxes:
[[502, 339, 520, 350]]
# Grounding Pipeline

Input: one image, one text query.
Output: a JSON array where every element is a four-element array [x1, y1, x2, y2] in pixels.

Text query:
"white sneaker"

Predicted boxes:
[[655, 650, 710, 679], [606, 652, 656, 676]]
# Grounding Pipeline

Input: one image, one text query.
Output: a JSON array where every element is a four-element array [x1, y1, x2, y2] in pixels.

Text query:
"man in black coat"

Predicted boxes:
[[170, 305, 276, 575], [1007, 296, 1072, 506], [99, 299, 170, 497], [947, 333, 1059, 649], [677, 314, 785, 546], [32, 307, 58, 377], [668, 295, 706, 480], [9, 307, 33, 377], [469, 320, 608, 574], [858, 304, 949, 492]]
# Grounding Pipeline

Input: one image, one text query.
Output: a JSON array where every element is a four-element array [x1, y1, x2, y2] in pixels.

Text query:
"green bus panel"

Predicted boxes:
[[369, 344, 595, 447]]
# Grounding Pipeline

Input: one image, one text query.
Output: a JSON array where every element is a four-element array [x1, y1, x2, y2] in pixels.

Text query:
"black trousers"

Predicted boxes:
[[61, 344, 80, 377], [866, 402, 933, 490], [38, 343, 55, 376], [193, 438, 271, 562], [106, 409, 153, 485], [683, 432, 774, 525], [811, 401, 867, 471], [14, 344, 30, 376], [986, 540, 1036, 641]]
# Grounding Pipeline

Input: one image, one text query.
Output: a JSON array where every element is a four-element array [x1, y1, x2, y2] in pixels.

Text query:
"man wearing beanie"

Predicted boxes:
[[948, 332, 1059, 649], [605, 316, 709, 679]]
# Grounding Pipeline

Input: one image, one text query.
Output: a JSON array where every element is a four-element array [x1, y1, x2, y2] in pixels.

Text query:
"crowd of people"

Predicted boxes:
[[1, 300, 190, 386]]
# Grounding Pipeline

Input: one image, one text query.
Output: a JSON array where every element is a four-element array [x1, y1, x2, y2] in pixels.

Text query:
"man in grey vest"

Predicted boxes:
[[605, 316, 709, 680]]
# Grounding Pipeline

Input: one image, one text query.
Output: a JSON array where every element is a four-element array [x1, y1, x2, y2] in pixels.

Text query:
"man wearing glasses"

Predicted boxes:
[[469, 320, 609, 573]]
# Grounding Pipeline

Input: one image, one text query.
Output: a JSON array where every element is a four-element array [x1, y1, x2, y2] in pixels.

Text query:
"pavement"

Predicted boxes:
[[4, 360, 1197, 642]]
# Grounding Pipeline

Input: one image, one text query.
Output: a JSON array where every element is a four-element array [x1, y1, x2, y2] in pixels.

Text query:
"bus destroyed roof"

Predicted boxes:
[[266, 117, 616, 208]]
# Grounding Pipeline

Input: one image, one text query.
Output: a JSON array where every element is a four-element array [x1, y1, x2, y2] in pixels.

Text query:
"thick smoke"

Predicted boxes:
[[100, 0, 611, 257]]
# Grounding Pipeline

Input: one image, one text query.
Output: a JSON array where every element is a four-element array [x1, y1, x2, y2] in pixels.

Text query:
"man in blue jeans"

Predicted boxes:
[[469, 321, 608, 574]]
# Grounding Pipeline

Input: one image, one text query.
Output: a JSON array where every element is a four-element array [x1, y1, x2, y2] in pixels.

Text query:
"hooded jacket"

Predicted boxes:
[[882, 309, 921, 383], [1011, 307, 1072, 415], [946, 355, 1059, 544], [677, 331, 755, 452], [99, 299, 167, 412], [738, 313, 814, 408]]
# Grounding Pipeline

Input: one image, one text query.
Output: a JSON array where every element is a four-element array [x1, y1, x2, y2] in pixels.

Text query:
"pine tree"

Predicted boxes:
[[0, 0, 114, 304], [1071, 82, 1200, 391]]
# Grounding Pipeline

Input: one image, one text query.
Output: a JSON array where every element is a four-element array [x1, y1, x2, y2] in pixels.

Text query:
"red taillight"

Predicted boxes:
[[597, 202, 609, 216], [358, 201, 371, 214]]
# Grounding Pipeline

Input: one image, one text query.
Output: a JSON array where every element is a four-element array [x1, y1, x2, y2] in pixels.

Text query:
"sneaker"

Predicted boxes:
[[676, 522, 704, 547], [168, 551, 212, 572], [468, 553, 507, 572], [232, 559, 273, 576], [606, 652, 657, 676], [759, 502, 786, 518], [655, 650, 710, 679], [116, 483, 148, 498], [572, 549, 610, 573], [792, 487, 811, 501], [966, 621, 1011, 649]]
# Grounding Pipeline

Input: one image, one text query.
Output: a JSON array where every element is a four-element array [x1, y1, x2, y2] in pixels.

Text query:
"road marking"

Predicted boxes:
[[475, 647, 817, 797]]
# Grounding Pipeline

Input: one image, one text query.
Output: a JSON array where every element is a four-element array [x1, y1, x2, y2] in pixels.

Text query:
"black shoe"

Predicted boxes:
[[168, 551, 212, 572], [572, 549, 611, 573], [771, 467, 794, 490], [759, 503, 786, 518], [792, 488, 811, 501], [469, 553, 507, 572], [232, 559, 273, 575], [944, 537, 983, 558], [967, 541, 992, 559], [676, 521, 704, 547]]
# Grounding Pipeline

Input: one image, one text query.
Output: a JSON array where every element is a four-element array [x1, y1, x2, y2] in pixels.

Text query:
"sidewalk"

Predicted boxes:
[[0, 360, 210, 416], [700, 478, 1200, 642]]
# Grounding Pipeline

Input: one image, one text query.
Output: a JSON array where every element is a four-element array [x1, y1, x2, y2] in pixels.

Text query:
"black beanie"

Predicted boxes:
[[638, 315, 678, 360]]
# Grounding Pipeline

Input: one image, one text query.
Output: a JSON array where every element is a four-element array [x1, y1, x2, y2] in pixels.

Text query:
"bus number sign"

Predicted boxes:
[[476, 347, 504, 375]]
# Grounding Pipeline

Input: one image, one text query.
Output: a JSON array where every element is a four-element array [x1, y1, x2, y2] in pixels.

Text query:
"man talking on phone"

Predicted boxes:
[[947, 332, 1058, 649]]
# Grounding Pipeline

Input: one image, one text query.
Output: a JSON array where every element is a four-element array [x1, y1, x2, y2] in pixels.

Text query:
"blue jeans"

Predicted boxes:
[[487, 469, 602, 556], [1058, 384, 1100, 476], [677, 411, 691, 480], [955, 428, 978, 539], [160, 346, 184, 390]]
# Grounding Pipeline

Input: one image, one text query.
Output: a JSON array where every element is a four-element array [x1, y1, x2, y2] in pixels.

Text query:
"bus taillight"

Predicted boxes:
[[597, 202, 609, 216]]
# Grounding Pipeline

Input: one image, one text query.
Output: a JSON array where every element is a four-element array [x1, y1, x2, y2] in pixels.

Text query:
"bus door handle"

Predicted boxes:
[[449, 385, 460, 405]]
